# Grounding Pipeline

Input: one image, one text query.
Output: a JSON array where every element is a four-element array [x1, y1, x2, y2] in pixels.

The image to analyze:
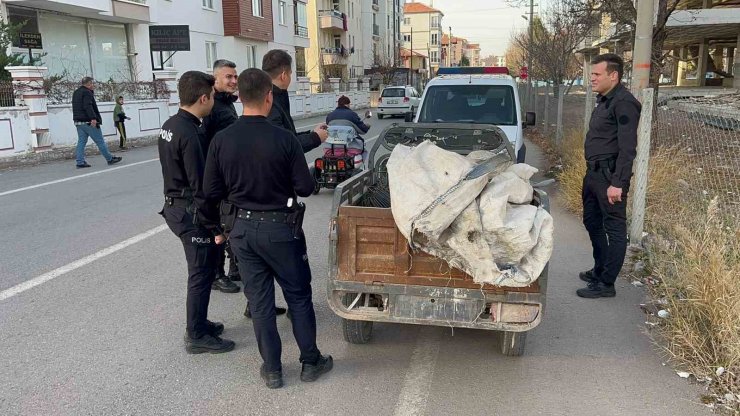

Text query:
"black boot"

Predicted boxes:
[[260, 365, 284, 389], [184, 334, 235, 354], [300, 355, 333, 382], [576, 281, 616, 298], [579, 269, 598, 283], [212, 275, 239, 293]]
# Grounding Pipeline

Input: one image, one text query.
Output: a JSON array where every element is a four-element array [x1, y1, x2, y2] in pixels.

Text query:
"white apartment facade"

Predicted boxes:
[[401, 1, 443, 76], [305, 0, 401, 84], [1, 0, 310, 90]]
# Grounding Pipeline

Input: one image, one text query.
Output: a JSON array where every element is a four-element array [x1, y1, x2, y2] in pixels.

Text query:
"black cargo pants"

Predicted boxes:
[[582, 166, 630, 285], [160, 203, 218, 339], [229, 218, 321, 372]]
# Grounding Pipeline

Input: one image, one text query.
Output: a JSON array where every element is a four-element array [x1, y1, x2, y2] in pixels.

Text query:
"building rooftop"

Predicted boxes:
[[404, 2, 443, 15]]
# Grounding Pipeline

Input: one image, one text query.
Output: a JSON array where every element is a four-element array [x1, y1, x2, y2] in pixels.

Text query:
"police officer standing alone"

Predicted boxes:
[[202, 59, 241, 294], [577, 53, 641, 299], [203, 69, 332, 388], [158, 71, 235, 353]]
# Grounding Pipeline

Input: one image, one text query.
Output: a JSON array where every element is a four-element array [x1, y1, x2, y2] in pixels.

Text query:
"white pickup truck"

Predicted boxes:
[[409, 67, 536, 163]]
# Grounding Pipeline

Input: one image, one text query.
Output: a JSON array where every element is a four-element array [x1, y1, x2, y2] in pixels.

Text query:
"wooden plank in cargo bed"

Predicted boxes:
[[336, 206, 540, 294]]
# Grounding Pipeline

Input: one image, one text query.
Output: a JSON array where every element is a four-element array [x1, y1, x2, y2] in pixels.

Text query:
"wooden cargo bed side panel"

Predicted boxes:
[[336, 206, 539, 293]]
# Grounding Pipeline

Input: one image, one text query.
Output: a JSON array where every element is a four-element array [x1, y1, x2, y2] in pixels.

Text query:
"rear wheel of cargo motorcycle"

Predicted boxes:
[[500, 331, 527, 356], [341, 293, 373, 344]]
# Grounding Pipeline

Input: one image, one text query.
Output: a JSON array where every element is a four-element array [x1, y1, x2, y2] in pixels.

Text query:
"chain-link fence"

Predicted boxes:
[[652, 91, 740, 225]]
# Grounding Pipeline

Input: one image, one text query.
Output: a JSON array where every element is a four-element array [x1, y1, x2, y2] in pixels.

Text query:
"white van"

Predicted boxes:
[[412, 67, 535, 163]]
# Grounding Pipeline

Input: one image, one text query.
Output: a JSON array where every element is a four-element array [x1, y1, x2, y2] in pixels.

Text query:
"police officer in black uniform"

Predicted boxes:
[[203, 69, 332, 388], [262, 49, 329, 152], [577, 53, 641, 299], [202, 59, 241, 294], [158, 71, 235, 353]]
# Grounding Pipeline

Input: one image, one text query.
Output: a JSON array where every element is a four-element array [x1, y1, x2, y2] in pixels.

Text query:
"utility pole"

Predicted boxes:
[[409, 26, 413, 85], [449, 26, 452, 67], [630, 0, 655, 94], [527, 0, 534, 112]]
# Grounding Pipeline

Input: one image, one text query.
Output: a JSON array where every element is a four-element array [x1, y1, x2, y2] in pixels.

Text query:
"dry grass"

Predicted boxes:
[[554, 130, 740, 411]]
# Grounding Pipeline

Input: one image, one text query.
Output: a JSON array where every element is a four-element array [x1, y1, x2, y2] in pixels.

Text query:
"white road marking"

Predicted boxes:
[[0, 224, 168, 302], [393, 327, 443, 416], [0, 158, 160, 198]]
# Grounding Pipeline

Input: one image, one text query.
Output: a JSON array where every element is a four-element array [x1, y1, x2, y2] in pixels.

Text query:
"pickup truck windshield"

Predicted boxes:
[[417, 84, 517, 125]]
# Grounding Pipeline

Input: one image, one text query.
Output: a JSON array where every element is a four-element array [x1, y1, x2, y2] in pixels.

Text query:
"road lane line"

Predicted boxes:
[[0, 224, 168, 302], [0, 158, 160, 198], [393, 327, 443, 416]]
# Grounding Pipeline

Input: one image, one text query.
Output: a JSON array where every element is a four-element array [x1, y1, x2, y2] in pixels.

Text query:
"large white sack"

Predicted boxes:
[[386, 140, 553, 287]]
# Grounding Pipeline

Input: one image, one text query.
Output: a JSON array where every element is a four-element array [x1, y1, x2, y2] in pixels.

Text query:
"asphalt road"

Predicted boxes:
[[0, 112, 707, 415]]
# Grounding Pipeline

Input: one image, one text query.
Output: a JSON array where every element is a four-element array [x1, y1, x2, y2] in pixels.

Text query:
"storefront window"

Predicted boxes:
[[89, 22, 130, 81], [38, 13, 92, 80]]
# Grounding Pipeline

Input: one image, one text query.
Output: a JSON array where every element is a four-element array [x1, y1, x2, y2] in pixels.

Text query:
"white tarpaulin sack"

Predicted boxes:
[[387, 140, 554, 287]]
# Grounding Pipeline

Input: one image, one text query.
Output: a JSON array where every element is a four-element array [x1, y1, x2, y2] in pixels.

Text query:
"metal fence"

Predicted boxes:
[[45, 80, 170, 105], [651, 92, 740, 220], [0, 81, 15, 107]]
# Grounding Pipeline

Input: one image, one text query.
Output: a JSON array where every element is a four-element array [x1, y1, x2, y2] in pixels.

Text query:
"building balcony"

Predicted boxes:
[[319, 10, 344, 32], [111, 0, 151, 23], [294, 24, 310, 48], [321, 48, 348, 66]]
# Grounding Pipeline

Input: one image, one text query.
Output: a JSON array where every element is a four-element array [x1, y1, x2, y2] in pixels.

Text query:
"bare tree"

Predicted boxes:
[[511, 0, 596, 97]]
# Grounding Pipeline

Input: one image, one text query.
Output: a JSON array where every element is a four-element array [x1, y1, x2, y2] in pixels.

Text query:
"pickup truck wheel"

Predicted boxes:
[[341, 293, 373, 344], [500, 331, 527, 356]]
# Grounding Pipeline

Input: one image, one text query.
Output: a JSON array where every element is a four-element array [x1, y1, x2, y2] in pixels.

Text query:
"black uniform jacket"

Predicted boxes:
[[267, 85, 322, 153]]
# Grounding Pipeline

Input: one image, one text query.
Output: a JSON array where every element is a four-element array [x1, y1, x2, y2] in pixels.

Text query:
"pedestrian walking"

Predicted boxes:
[[203, 68, 332, 388], [577, 53, 641, 298], [72, 77, 122, 168], [113, 96, 131, 150], [158, 70, 235, 354]]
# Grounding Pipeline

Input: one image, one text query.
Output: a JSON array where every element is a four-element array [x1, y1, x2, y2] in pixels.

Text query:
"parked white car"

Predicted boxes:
[[377, 86, 420, 119]]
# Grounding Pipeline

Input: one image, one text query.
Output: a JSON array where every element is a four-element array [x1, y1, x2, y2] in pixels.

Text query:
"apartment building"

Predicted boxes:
[[464, 43, 481, 67], [441, 34, 466, 67], [1, 0, 310, 89], [304, 0, 401, 84], [401, 1, 443, 76]]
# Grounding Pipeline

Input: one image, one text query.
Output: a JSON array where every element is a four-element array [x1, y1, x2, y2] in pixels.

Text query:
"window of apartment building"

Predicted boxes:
[[333, 35, 342, 49], [404, 17, 410, 25], [431, 50, 439, 63], [245, 45, 256, 68], [295, 1, 308, 34], [202, 0, 214, 10], [205, 42, 218, 68], [279, 1, 286, 25], [153, 51, 175, 69], [333, 0, 341, 11], [403, 34, 411, 42], [431, 33, 439, 45], [431, 15, 440, 28], [252, 0, 263, 17]]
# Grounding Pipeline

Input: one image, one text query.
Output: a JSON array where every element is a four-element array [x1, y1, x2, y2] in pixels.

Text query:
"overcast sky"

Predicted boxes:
[[408, 0, 537, 57]]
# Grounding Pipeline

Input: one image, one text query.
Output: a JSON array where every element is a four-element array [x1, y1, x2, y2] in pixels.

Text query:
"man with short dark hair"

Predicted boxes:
[[202, 59, 241, 294], [577, 53, 641, 298], [72, 77, 122, 168], [158, 70, 235, 354], [262, 49, 328, 151], [204, 68, 332, 389]]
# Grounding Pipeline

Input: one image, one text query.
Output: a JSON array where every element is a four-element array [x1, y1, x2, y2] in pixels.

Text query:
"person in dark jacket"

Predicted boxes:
[[72, 77, 121, 168], [203, 68, 332, 389], [201, 59, 241, 295], [325, 95, 370, 133], [261, 49, 328, 151], [158, 70, 235, 354], [577, 53, 641, 299]]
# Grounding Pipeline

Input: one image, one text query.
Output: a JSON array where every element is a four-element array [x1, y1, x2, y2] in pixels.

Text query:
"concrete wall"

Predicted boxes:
[[47, 99, 170, 146], [0, 107, 33, 158]]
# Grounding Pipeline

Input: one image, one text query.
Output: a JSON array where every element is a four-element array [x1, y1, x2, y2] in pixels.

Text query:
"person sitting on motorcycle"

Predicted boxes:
[[326, 95, 370, 133]]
